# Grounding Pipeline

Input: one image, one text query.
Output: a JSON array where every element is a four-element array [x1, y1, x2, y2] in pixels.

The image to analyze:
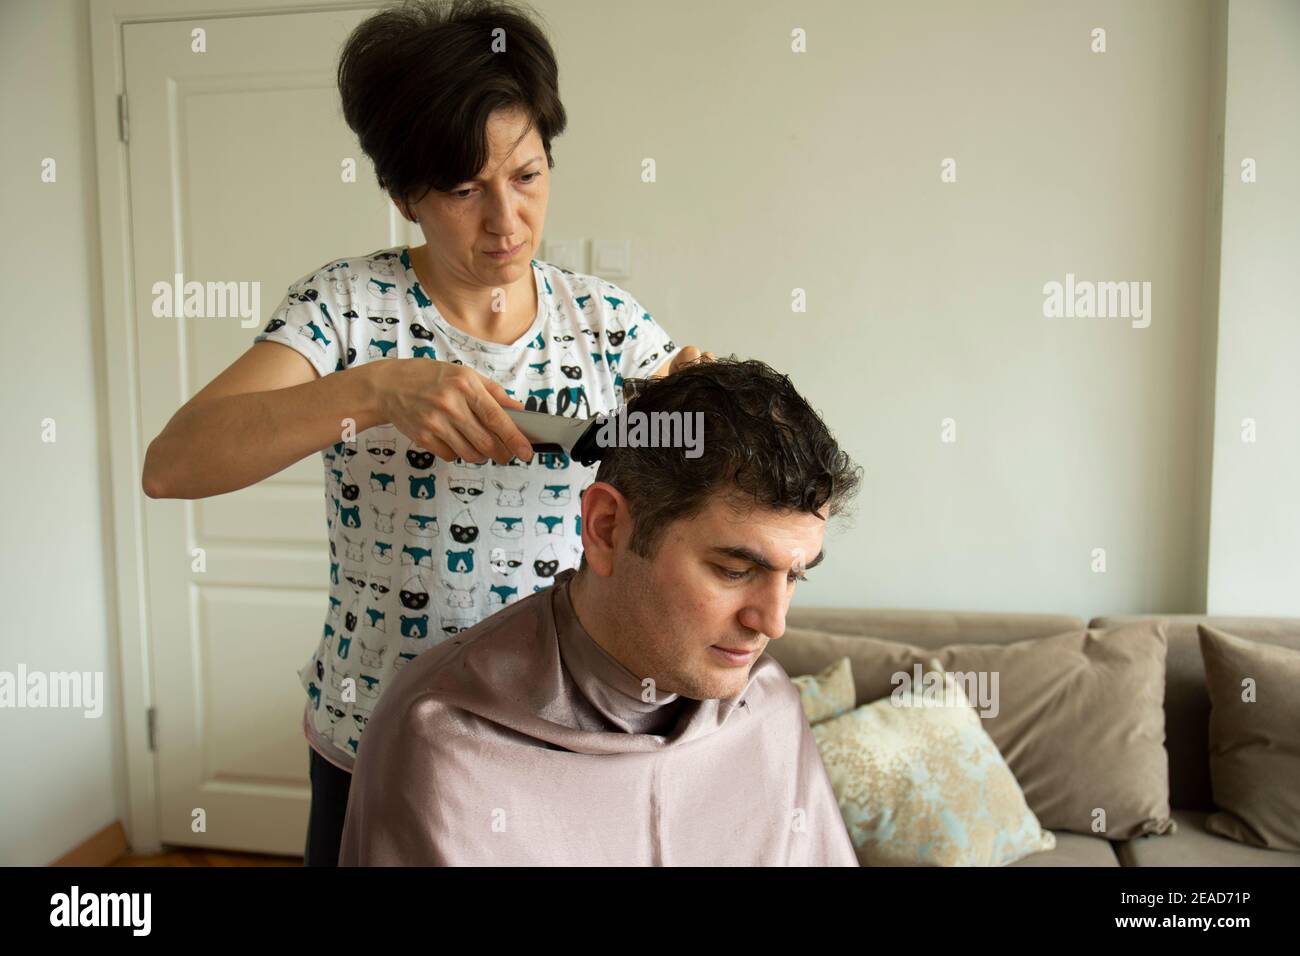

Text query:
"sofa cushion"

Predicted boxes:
[[791, 657, 856, 725], [1089, 615, 1300, 812], [812, 657, 1055, 866], [1116, 809, 1300, 867], [765, 622, 1173, 839], [1008, 831, 1121, 866], [786, 607, 1085, 644], [1198, 625, 1300, 850]]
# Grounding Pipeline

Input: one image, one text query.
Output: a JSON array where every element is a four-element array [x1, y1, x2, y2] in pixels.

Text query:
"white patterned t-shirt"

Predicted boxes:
[[253, 246, 676, 771]]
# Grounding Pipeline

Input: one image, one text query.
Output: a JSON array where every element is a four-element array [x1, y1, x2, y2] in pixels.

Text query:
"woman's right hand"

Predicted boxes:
[[372, 359, 533, 464]]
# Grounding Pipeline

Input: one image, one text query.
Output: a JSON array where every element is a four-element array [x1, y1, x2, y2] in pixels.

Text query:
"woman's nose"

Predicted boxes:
[[483, 188, 523, 235]]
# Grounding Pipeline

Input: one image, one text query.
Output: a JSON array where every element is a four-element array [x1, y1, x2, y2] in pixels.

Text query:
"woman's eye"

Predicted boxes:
[[452, 173, 537, 198]]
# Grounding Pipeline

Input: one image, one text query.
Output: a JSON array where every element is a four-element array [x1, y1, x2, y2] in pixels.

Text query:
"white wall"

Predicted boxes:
[[1207, 0, 1300, 615], [546, 0, 1222, 616], [0, 0, 128, 864]]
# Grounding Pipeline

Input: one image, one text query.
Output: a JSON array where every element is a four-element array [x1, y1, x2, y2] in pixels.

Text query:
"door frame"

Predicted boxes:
[[90, 0, 378, 854]]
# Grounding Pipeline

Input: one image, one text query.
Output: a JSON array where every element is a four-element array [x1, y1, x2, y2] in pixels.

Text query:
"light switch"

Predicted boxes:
[[541, 239, 584, 272], [592, 239, 631, 278]]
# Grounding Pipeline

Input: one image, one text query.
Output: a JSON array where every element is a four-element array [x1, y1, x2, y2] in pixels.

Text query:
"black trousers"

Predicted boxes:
[[304, 747, 353, 866]]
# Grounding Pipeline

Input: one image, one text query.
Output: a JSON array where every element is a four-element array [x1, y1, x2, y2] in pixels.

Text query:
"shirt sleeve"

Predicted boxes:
[[253, 274, 343, 378], [612, 289, 677, 388]]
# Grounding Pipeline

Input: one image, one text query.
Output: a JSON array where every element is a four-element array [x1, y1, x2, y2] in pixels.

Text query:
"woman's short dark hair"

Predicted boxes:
[[338, 0, 567, 209], [585, 359, 863, 564]]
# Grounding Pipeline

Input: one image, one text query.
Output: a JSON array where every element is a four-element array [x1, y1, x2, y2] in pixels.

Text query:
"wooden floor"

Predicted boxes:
[[49, 823, 305, 867], [110, 848, 303, 867]]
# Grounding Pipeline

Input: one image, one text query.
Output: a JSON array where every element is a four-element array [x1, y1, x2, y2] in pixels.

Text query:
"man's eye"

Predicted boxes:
[[717, 566, 749, 581], [452, 188, 473, 199]]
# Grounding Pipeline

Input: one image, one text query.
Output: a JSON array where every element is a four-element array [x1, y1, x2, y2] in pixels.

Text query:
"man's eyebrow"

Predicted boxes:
[[711, 546, 825, 572], [469, 155, 544, 184]]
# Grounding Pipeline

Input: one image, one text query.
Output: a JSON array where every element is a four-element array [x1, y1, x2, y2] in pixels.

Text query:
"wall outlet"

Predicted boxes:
[[592, 239, 631, 278], [541, 239, 584, 272]]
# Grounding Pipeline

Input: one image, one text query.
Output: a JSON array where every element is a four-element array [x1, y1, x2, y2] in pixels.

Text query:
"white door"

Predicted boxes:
[[128, 6, 412, 854]]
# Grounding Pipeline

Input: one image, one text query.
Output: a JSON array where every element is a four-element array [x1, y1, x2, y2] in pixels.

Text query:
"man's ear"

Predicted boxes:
[[579, 481, 626, 577]]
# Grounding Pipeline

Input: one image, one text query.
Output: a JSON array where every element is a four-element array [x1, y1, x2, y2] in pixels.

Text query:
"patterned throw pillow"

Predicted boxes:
[[791, 657, 856, 725], [812, 657, 1056, 866], [769, 622, 1173, 839]]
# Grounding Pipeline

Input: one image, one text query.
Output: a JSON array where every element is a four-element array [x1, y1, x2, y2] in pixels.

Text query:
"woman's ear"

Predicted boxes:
[[391, 195, 418, 223]]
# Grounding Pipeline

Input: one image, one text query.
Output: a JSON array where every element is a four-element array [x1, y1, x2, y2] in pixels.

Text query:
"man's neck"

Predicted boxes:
[[560, 567, 686, 734], [566, 568, 624, 671]]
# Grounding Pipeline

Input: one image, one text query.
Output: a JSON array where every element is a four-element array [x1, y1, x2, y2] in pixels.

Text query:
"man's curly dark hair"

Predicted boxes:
[[582, 357, 862, 564]]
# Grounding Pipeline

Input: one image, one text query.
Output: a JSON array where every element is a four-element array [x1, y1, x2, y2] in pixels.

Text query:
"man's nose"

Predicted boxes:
[[739, 575, 790, 641]]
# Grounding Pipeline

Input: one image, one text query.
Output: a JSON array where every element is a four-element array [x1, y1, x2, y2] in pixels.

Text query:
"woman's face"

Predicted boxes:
[[402, 108, 549, 290]]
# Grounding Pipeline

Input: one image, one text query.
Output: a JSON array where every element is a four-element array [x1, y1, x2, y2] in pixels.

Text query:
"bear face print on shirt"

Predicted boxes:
[[255, 246, 675, 768]]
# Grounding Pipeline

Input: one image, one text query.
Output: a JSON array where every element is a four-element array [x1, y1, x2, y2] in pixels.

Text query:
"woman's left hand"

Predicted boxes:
[[655, 345, 716, 377]]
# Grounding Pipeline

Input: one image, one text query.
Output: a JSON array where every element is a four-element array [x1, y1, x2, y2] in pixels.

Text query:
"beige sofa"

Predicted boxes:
[[770, 608, 1300, 867]]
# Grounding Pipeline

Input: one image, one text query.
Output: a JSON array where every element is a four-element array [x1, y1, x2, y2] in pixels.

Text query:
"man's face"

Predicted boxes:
[[609, 494, 828, 701], [404, 107, 549, 289]]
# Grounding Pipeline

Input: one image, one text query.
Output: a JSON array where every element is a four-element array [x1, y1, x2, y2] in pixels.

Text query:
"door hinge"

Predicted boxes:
[[146, 706, 157, 751], [117, 93, 129, 144]]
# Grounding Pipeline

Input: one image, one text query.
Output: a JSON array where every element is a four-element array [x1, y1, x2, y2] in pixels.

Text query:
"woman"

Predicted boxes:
[[141, 0, 712, 865]]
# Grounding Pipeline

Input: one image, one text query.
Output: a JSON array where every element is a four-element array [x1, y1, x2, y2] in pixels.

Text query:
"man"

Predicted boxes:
[[339, 358, 863, 865]]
